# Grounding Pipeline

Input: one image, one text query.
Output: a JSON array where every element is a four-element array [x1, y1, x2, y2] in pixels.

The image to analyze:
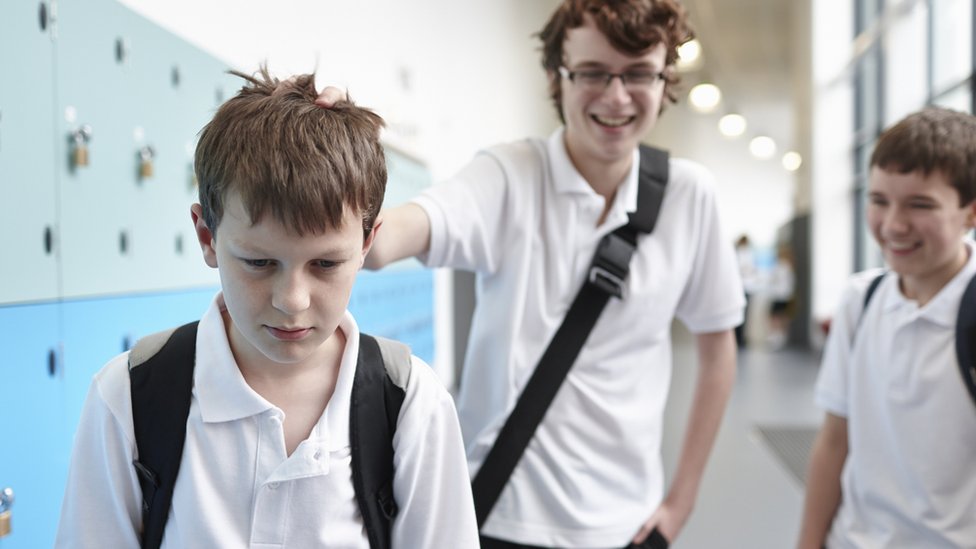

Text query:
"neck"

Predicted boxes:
[[563, 135, 632, 203], [899, 245, 971, 307]]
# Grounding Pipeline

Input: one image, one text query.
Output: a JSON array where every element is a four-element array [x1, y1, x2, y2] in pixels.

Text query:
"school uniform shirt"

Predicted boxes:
[[412, 128, 744, 547], [815, 240, 976, 548], [55, 293, 480, 549]]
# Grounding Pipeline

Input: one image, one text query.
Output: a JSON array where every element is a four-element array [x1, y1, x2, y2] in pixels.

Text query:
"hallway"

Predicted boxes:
[[663, 324, 822, 548]]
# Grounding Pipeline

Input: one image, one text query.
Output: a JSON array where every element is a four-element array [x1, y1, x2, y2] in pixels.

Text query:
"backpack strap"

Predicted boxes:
[[129, 321, 199, 549], [351, 334, 408, 549], [471, 144, 670, 527], [863, 272, 886, 311], [955, 274, 976, 408]]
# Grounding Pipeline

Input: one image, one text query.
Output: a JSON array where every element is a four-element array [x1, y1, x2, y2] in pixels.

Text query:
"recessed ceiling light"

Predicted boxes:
[[782, 151, 803, 171], [689, 83, 721, 113], [677, 39, 702, 70], [718, 113, 747, 137], [749, 136, 777, 159]]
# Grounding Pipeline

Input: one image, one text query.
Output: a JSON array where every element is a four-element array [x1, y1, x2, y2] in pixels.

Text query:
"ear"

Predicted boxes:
[[191, 204, 219, 268], [360, 216, 383, 268]]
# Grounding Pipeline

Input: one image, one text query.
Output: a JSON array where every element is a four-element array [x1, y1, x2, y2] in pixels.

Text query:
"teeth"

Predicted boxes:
[[593, 115, 631, 127]]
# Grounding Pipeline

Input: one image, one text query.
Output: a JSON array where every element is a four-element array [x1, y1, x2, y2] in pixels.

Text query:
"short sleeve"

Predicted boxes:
[[389, 356, 480, 547], [814, 270, 884, 416], [412, 152, 510, 274], [673, 163, 746, 333]]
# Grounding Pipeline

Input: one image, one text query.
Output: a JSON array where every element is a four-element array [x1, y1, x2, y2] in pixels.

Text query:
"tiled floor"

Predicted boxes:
[[662, 323, 823, 548]]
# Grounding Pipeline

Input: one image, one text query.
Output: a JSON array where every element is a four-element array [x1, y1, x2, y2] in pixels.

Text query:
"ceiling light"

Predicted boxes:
[[718, 113, 747, 137], [782, 151, 803, 171], [677, 39, 702, 70], [689, 83, 721, 113], [749, 136, 777, 159]]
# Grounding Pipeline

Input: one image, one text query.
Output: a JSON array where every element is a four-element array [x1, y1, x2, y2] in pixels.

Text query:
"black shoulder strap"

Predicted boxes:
[[955, 274, 976, 408], [863, 272, 886, 311], [130, 321, 199, 549], [351, 334, 407, 549], [471, 145, 670, 527]]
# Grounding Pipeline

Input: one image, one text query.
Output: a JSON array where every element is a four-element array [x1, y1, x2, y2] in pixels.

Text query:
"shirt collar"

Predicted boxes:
[[195, 293, 359, 447], [545, 127, 641, 223], [195, 294, 272, 423], [881, 239, 976, 327]]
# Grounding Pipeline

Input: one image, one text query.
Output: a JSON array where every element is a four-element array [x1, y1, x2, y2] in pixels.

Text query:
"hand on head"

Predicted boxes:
[[315, 86, 348, 108]]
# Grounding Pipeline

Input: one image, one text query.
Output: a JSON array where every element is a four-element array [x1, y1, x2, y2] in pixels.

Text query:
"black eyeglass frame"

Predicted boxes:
[[557, 66, 667, 89]]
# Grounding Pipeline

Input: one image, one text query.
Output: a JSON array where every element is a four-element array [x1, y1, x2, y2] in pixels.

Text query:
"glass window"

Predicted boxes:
[[855, 0, 884, 34], [931, 0, 973, 94], [933, 83, 973, 112], [855, 45, 883, 135]]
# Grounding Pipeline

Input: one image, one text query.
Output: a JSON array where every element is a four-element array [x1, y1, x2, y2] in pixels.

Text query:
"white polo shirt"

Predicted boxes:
[[55, 293, 479, 548], [414, 128, 744, 547], [815, 241, 976, 548]]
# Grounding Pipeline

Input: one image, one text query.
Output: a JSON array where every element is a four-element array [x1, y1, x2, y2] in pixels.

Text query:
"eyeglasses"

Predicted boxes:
[[558, 66, 666, 91]]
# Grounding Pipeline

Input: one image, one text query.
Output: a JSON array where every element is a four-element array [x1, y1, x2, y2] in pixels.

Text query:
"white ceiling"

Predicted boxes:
[[680, 0, 799, 151]]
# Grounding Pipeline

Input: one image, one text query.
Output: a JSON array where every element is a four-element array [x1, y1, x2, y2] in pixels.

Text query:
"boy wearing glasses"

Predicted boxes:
[[322, 1, 743, 547]]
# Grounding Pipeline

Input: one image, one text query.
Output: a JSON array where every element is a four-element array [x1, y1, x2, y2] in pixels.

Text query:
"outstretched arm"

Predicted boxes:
[[797, 413, 848, 549], [315, 86, 432, 270], [365, 204, 432, 269], [632, 328, 736, 545]]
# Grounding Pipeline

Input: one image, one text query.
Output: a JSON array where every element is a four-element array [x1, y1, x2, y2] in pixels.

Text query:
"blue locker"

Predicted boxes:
[[0, 2, 59, 304], [0, 303, 66, 548]]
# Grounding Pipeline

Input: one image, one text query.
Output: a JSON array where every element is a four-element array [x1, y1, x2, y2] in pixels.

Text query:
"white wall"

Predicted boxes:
[[118, 0, 561, 180], [650, 102, 797, 253]]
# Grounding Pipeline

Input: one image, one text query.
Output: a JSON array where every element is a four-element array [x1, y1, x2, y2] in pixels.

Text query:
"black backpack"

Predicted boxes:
[[128, 321, 408, 549], [861, 271, 976, 407]]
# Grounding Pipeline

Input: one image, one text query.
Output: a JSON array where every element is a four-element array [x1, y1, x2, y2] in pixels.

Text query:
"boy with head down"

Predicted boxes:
[[56, 69, 479, 548]]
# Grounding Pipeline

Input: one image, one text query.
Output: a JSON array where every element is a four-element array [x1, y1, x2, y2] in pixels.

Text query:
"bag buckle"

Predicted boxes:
[[587, 231, 635, 299], [589, 265, 625, 298]]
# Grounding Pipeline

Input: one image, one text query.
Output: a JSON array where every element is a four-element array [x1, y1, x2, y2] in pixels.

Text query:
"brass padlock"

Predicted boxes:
[[71, 125, 93, 168], [0, 487, 13, 538], [139, 145, 155, 179], [0, 509, 10, 537], [73, 143, 89, 167]]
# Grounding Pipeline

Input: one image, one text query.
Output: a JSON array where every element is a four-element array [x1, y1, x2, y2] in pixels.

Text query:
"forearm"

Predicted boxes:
[[797, 414, 848, 549], [665, 330, 736, 519], [364, 203, 431, 270]]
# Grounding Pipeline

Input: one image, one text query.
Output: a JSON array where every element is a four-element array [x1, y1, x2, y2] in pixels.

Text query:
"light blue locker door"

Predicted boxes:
[[0, 304, 66, 548], [55, 0, 144, 299], [56, 0, 232, 299], [0, 2, 59, 304]]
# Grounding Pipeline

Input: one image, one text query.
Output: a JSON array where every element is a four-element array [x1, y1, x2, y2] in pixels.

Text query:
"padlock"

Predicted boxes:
[[73, 143, 89, 167], [0, 487, 13, 538], [139, 145, 155, 179], [71, 124, 93, 168]]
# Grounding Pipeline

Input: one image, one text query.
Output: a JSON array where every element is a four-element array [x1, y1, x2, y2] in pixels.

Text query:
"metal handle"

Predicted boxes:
[[0, 487, 13, 512]]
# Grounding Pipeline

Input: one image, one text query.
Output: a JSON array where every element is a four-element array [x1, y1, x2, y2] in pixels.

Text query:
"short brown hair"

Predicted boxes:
[[871, 107, 976, 206], [538, 0, 694, 121], [195, 67, 387, 239]]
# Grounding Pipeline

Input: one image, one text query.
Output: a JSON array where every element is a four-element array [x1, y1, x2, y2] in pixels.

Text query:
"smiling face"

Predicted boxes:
[[867, 167, 976, 301], [559, 15, 667, 169], [193, 191, 374, 372]]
